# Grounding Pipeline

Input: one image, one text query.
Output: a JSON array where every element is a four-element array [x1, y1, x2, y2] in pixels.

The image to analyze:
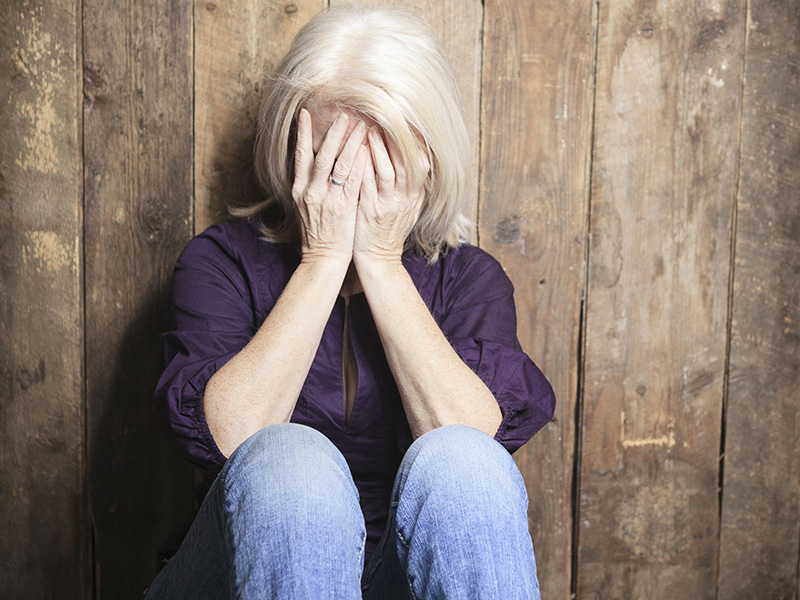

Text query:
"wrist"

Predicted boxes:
[[352, 249, 403, 269], [353, 254, 406, 285], [299, 252, 352, 277]]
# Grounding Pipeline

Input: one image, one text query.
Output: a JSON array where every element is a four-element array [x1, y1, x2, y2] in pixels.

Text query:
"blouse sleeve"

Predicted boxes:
[[437, 247, 556, 454], [154, 224, 260, 473]]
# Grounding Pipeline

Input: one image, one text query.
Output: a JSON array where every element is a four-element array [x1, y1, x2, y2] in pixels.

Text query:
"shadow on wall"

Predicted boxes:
[[88, 96, 267, 598], [88, 278, 195, 598], [198, 96, 266, 232]]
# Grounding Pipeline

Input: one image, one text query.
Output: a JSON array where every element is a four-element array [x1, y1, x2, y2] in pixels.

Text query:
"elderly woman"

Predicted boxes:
[[146, 5, 554, 600]]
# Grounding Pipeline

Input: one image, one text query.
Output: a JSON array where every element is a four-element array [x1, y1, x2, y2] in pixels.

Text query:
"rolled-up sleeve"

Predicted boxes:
[[437, 248, 556, 453], [154, 226, 258, 473]]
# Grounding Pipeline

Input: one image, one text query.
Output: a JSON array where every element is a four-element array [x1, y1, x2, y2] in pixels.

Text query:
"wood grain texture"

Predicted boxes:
[[194, 0, 326, 234], [0, 1, 87, 597], [329, 0, 483, 228], [717, 1, 800, 598], [480, 1, 596, 597], [578, 1, 745, 598], [83, 0, 195, 596], [3, 1, 798, 597]]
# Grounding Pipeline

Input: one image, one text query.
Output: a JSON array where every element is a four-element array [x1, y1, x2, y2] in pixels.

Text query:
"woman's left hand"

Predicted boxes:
[[353, 127, 429, 265]]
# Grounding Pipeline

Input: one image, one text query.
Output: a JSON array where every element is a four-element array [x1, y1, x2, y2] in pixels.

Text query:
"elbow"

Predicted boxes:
[[203, 375, 294, 460], [202, 378, 240, 461]]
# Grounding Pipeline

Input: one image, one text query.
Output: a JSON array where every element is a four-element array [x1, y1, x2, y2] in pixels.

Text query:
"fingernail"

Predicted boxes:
[[336, 112, 349, 125]]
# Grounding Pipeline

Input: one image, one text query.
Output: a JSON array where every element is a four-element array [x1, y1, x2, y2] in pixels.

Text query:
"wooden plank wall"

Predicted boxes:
[[83, 1, 196, 597], [717, 1, 800, 597], [481, 1, 595, 597], [2, 1, 798, 598], [579, 0, 744, 597], [1, 2, 87, 597]]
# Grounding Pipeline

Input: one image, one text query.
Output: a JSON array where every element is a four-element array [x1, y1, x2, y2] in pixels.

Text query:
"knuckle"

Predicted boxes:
[[314, 154, 331, 171], [297, 187, 319, 206]]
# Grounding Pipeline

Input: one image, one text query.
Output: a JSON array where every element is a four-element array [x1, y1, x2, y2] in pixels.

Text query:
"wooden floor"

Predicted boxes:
[[2, 0, 798, 598]]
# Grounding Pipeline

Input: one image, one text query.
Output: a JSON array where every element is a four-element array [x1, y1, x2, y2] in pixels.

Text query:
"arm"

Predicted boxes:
[[203, 259, 347, 458], [203, 109, 368, 458], [354, 128, 502, 440], [357, 259, 503, 439]]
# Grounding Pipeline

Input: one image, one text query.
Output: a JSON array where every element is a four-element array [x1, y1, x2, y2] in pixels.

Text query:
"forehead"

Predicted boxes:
[[306, 102, 347, 126], [304, 101, 379, 152]]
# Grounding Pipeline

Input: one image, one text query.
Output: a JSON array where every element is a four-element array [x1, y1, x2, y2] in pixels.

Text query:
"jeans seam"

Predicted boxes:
[[395, 524, 410, 550], [357, 528, 366, 582], [394, 517, 420, 600], [407, 576, 420, 600], [219, 482, 241, 599]]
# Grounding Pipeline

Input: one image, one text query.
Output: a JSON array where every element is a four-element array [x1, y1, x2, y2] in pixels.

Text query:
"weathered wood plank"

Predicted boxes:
[[577, 1, 745, 598], [480, 0, 596, 597], [194, 0, 326, 234], [328, 0, 482, 229], [0, 2, 87, 598], [717, 1, 800, 597], [83, 0, 195, 596]]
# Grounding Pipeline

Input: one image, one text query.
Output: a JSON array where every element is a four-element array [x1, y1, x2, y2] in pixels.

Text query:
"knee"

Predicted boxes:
[[220, 423, 359, 516], [398, 424, 528, 511]]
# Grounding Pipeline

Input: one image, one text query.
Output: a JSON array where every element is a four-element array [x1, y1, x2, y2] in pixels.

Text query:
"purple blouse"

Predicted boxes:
[[155, 217, 555, 561]]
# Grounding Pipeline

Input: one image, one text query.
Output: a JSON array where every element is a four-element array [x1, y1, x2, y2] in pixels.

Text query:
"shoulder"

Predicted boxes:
[[438, 244, 514, 296], [406, 244, 514, 313], [176, 218, 296, 280], [443, 244, 506, 273], [406, 243, 504, 275], [171, 220, 262, 304], [174, 218, 297, 313], [177, 218, 271, 266]]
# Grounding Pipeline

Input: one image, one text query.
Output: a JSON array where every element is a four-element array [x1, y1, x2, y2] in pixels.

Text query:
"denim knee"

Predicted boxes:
[[391, 424, 540, 600], [395, 424, 528, 513], [210, 425, 367, 596], [220, 423, 363, 526]]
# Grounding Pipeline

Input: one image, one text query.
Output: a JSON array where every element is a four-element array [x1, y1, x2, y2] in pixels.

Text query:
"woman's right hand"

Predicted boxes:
[[292, 108, 369, 265]]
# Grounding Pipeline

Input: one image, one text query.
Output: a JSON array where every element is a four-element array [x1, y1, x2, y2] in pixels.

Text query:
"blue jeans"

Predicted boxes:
[[144, 423, 541, 599]]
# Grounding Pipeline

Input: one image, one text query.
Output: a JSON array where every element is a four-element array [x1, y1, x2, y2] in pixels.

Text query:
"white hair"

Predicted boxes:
[[234, 4, 474, 262]]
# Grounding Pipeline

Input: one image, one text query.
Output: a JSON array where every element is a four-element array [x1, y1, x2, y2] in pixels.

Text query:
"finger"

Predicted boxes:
[[345, 144, 369, 199], [360, 146, 378, 205], [310, 112, 350, 190], [330, 120, 367, 186], [368, 127, 395, 199], [386, 137, 407, 190], [292, 108, 314, 197]]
